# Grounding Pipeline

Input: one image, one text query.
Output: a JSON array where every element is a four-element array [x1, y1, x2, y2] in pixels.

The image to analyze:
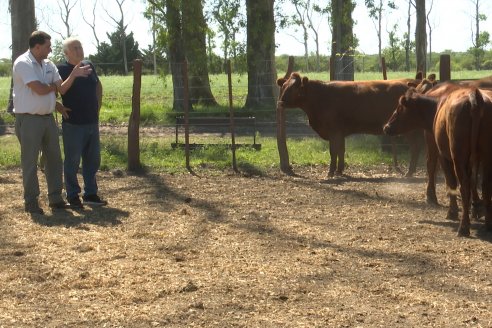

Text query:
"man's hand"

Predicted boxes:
[[72, 62, 92, 78], [55, 102, 71, 119]]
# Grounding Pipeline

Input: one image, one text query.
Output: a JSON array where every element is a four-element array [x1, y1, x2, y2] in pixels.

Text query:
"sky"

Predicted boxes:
[[1, 0, 492, 60]]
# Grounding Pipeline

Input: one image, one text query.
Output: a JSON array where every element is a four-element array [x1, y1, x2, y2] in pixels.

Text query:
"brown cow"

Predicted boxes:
[[383, 83, 462, 204], [384, 76, 490, 209], [383, 90, 440, 203], [476, 90, 492, 234], [385, 87, 492, 236], [411, 74, 492, 94], [383, 88, 483, 216], [276, 72, 423, 177], [434, 87, 487, 236]]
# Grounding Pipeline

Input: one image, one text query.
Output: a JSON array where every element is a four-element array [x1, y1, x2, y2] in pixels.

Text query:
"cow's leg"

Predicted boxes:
[[405, 130, 422, 177], [439, 157, 459, 221], [335, 135, 345, 176], [425, 131, 439, 205], [471, 164, 484, 220], [328, 141, 337, 177], [482, 166, 492, 231], [455, 161, 472, 237]]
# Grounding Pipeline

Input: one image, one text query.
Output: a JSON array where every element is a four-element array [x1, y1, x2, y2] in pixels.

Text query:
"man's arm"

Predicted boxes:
[[96, 80, 103, 115], [26, 81, 57, 95], [55, 62, 92, 95]]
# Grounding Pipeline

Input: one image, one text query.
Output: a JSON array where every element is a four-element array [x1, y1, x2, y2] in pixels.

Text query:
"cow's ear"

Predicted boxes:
[[427, 74, 436, 82], [277, 78, 287, 87], [301, 77, 309, 86], [415, 71, 423, 80], [400, 95, 407, 105]]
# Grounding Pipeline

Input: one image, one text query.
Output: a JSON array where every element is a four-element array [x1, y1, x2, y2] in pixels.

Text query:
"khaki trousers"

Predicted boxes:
[[15, 114, 64, 206]]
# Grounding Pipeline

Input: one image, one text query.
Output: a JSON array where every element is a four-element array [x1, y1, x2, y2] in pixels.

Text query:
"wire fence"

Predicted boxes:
[[0, 56, 459, 171]]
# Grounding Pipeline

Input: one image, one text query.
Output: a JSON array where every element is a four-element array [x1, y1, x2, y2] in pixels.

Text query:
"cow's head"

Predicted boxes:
[[277, 72, 308, 108], [383, 88, 423, 136], [408, 74, 437, 94]]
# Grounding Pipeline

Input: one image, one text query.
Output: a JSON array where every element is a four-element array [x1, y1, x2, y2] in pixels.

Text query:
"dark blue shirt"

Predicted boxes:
[[57, 60, 100, 125]]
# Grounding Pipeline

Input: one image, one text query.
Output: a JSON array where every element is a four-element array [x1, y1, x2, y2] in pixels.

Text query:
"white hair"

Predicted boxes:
[[62, 37, 82, 53]]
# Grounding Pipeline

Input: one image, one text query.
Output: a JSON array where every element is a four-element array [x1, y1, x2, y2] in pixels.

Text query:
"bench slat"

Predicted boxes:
[[173, 116, 260, 150]]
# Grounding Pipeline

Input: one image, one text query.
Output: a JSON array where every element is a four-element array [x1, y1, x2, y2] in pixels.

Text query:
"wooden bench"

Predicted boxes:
[[171, 116, 261, 150]]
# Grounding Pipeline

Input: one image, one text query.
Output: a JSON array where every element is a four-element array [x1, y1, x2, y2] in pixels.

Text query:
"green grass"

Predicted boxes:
[[0, 133, 396, 173]]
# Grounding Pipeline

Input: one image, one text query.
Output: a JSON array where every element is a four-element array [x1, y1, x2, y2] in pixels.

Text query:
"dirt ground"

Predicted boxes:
[[0, 164, 491, 327]]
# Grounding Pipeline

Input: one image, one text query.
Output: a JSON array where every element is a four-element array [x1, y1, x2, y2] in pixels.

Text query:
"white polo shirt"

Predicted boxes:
[[13, 50, 61, 115]]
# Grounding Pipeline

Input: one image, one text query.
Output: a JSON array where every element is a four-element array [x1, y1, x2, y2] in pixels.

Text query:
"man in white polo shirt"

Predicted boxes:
[[13, 31, 91, 214]]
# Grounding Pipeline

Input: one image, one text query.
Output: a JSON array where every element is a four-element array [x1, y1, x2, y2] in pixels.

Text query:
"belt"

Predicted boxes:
[[17, 113, 53, 117]]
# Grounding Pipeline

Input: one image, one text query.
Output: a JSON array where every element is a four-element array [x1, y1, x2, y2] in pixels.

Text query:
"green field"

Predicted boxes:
[[2, 70, 492, 126]]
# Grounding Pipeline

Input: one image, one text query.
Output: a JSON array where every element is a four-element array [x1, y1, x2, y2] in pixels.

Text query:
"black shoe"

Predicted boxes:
[[68, 196, 84, 209], [25, 202, 44, 215], [49, 201, 68, 209], [83, 194, 108, 206]]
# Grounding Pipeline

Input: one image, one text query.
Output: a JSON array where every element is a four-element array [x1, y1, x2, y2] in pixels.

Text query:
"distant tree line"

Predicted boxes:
[[6, 0, 492, 112]]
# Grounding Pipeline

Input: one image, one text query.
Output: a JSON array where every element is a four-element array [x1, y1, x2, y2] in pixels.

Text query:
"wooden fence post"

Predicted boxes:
[[329, 56, 334, 81], [182, 61, 191, 172], [227, 60, 238, 173], [277, 56, 294, 175], [439, 54, 451, 81], [128, 59, 142, 172], [381, 57, 387, 80]]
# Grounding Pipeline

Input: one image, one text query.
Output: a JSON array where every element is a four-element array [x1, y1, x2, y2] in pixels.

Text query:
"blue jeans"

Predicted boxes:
[[62, 122, 101, 199]]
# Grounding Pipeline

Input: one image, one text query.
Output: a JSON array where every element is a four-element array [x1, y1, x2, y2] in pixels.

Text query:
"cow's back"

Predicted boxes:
[[304, 80, 410, 137], [434, 88, 477, 160]]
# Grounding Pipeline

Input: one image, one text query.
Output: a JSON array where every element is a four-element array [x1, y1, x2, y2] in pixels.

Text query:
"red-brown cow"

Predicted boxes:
[[384, 76, 491, 208], [383, 89, 440, 203], [476, 90, 492, 234], [383, 87, 483, 216], [434, 87, 490, 236], [383, 82, 463, 204], [385, 86, 492, 236], [276, 72, 423, 177], [413, 74, 492, 92]]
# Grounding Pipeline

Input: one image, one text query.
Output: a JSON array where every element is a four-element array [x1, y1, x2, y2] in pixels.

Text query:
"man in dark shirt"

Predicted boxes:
[[57, 37, 107, 208]]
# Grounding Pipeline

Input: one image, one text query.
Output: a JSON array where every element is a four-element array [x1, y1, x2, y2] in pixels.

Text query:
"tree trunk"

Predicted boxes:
[[182, 0, 218, 106], [244, 0, 277, 109], [377, 0, 382, 71], [166, 0, 187, 111], [405, 0, 411, 71], [415, 0, 426, 76], [473, 0, 481, 70], [7, 0, 36, 113], [331, 0, 355, 81]]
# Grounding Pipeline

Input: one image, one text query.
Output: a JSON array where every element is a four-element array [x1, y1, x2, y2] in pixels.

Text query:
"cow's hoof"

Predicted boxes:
[[327, 172, 335, 178], [457, 226, 471, 237]]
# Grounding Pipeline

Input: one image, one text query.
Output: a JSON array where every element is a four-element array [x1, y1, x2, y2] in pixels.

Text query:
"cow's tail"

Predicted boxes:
[[469, 88, 484, 196], [469, 88, 483, 164]]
